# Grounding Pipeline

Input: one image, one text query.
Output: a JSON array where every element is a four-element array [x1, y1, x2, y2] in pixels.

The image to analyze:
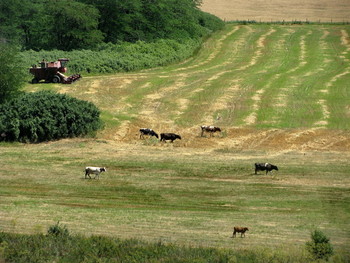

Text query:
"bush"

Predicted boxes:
[[306, 229, 334, 261], [47, 221, 69, 237], [0, 91, 102, 143]]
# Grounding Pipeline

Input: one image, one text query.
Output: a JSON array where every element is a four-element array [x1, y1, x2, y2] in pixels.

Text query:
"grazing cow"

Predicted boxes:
[[139, 128, 159, 139], [160, 133, 181, 142], [85, 167, 106, 179], [200, 125, 221, 137], [232, 227, 249, 238], [254, 163, 278, 175]]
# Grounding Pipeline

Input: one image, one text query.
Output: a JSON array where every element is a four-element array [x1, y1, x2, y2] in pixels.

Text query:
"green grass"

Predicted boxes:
[[0, 142, 349, 257]]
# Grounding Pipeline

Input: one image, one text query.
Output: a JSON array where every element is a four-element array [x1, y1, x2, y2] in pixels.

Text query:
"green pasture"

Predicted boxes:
[[0, 141, 349, 256]]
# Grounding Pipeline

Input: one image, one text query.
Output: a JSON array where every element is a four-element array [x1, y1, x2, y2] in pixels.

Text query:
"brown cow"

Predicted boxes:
[[232, 227, 249, 238]]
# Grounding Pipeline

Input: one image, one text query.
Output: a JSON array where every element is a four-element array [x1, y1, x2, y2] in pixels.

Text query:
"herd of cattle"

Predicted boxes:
[[139, 125, 222, 142], [84, 125, 279, 238], [84, 125, 279, 179]]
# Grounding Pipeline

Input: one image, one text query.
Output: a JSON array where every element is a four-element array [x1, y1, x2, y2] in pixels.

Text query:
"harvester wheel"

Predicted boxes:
[[31, 78, 39, 84], [52, 75, 61, 83]]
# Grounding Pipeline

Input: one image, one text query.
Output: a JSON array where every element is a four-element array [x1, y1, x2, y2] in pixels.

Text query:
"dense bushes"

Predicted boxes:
[[0, 91, 102, 143], [22, 38, 202, 74]]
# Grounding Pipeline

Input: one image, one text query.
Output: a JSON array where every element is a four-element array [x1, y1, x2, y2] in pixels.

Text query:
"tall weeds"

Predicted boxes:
[[22, 39, 202, 76]]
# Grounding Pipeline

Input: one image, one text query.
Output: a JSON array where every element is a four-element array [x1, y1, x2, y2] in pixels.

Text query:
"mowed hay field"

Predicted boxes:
[[1, 23, 350, 256], [201, 0, 350, 22]]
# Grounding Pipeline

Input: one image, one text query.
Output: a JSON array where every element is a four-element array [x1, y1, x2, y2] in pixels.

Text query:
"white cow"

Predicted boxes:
[[84, 167, 106, 179]]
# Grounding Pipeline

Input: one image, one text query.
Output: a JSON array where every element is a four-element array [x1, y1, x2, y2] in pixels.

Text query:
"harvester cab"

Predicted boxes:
[[29, 58, 81, 84]]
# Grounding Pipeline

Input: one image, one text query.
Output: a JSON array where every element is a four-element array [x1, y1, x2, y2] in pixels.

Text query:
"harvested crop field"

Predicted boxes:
[[201, 0, 350, 22]]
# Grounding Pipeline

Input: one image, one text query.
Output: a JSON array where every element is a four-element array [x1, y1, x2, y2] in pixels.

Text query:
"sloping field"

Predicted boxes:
[[201, 0, 350, 22], [1, 24, 350, 255], [49, 23, 350, 151]]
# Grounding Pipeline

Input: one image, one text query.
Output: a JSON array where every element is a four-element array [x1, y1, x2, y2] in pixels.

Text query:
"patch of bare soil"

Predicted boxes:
[[107, 124, 350, 153], [200, 0, 350, 22]]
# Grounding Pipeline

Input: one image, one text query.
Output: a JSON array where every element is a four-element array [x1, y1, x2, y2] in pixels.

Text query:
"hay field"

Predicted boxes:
[[200, 0, 350, 22], [1, 23, 350, 255]]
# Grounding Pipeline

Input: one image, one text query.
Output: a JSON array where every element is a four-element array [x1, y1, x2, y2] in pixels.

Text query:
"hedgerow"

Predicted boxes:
[[22, 38, 202, 75], [0, 91, 102, 143]]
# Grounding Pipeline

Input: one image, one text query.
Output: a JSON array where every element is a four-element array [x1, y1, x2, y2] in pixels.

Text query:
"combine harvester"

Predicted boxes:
[[29, 58, 81, 84]]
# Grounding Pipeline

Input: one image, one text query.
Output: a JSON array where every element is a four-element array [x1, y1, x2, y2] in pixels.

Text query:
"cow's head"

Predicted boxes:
[[101, 167, 106, 172], [272, 165, 278, 171]]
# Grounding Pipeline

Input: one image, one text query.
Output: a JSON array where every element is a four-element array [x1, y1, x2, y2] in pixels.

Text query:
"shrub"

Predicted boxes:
[[0, 91, 102, 142], [47, 221, 69, 237], [306, 229, 334, 261]]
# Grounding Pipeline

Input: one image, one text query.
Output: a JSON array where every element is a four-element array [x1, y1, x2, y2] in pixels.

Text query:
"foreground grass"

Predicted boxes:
[[0, 140, 349, 258], [0, 231, 319, 263]]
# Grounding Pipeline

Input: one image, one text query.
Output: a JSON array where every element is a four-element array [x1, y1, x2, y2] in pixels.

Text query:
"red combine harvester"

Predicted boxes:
[[29, 58, 81, 84]]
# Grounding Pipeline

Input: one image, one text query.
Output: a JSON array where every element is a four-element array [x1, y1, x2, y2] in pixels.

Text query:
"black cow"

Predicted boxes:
[[200, 125, 221, 137], [255, 163, 278, 175], [139, 128, 159, 139], [160, 133, 181, 142]]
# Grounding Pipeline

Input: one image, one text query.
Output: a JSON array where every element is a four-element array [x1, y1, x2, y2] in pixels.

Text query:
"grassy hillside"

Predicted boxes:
[[27, 24, 350, 134], [1, 24, 350, 261]]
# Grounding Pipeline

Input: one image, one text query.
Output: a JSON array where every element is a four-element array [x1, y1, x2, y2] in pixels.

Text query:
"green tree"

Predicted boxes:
[[0, 43, 24, 104], [0, 0, 21, 44], [0, 0, 46, 49], [45, 0, 104, 50], [80, 0, 145, 43]]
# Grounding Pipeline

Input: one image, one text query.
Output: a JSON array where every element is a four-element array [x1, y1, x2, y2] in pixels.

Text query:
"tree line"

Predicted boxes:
[[0, 0, 224, 51]]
